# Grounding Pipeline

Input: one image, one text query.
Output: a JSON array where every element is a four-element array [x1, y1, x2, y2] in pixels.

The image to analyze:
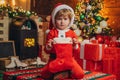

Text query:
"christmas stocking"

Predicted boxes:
[[49, 38, 74, 73]]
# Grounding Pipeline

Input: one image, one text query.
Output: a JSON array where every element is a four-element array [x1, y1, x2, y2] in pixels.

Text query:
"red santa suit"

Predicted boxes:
[[41, 4, 84, 79]]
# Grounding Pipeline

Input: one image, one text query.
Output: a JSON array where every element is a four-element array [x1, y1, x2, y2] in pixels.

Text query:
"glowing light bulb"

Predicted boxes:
[[0, 0, 5, 5]]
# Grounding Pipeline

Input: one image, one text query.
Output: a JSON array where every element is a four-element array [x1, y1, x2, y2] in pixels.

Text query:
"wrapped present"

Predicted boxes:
[[116, 48, 120, 62], [83, 71, 116, 80], [104, 47, 120, 80], [16, 72, 41, 80], [17, 70, 116, 80], [52, 70, 116, 80], [53, 70, 116, 80], [116, 73, 120, 80], [104, 47, 118, 59], [103, 58, 117, 75], [80, 43, 105, 61], [3, 68, 42, 80], [77, 59, 102, 72], [3, 67, 116, 80], [53, 70, 70, 80]]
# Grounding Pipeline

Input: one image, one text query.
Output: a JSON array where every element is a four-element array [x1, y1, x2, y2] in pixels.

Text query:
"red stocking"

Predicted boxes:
[[49, 44, 73, 73]]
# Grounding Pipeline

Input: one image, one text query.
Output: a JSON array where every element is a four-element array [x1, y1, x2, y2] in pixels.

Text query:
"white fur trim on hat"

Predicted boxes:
[[51, 4, 75, 29]]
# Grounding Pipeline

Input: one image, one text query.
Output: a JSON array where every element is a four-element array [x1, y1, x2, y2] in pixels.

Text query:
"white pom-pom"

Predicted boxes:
[[100, 20, 107, 28]]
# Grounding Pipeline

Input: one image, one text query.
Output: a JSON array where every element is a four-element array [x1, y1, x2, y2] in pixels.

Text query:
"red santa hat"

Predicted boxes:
[[46, 3, 75, 34], [51, 4, 75, 29]]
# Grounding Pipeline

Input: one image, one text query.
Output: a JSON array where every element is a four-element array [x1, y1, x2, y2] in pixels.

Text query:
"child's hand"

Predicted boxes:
[[73, 38, 79, 45], [47, 39, 53, 48], [73, 38, 79, 49]]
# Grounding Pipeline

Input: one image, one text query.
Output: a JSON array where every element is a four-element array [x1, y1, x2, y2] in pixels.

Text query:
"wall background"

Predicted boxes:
[[102, 0, 120, 35]]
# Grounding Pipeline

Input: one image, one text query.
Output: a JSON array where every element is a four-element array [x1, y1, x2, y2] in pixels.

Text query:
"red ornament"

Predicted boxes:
[[96, 35, 104, 44], [97, 37, 104, 44]]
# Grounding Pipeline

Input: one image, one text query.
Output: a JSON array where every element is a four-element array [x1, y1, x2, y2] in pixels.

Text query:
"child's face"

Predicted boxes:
[[55, 15, 70, 30]]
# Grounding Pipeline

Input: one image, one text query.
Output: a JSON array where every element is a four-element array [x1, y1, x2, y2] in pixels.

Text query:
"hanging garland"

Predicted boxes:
[[0, 5, 37, 18]]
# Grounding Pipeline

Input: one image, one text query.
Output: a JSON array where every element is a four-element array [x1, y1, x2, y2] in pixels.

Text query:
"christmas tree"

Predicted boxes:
[[72, 0, 113, 40]]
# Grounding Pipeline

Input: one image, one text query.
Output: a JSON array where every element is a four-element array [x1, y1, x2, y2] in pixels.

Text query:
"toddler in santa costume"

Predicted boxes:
[[41, 4, 84, 79]]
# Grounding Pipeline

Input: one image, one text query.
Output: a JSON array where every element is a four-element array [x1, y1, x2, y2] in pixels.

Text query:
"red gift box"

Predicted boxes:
[[104, 47, 118, 59], [103, 58, 117, 74], [77, 59, 102, 72], [104, 47, 120, 80], [80, 43, 105, 61]]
